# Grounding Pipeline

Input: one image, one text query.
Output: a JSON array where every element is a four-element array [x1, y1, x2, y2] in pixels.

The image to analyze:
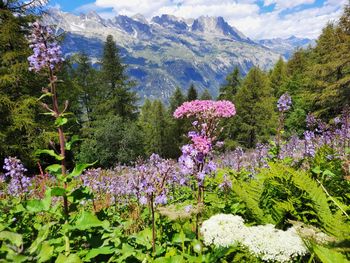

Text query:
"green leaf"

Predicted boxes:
[[0, 231, 23, 247], [26, 189, 51, 212], [312, 244, 349, 263], [55, 254, 82, 263], [134, 228, 152, 249], [69, 162, 96, 178], [37, 92, 53, 101], [84, 246, 114, 261], [69, 186, 93, 202], [312, 166, 322, 174], [74, 211, 109, 230], [322, 169, 335, 177], [55, 117, 68, 127], [29, 223, 55, 254], [45, 164, 62, 174], [65, 135, 80, 151], [38, 241, 54, 263], [51, 187, 66, 197], [36, 149, 64, 161]]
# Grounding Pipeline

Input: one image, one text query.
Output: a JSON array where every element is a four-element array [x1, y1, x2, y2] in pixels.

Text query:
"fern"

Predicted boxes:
[[258, 163, 350, 239], [223, 169, 274, 224]]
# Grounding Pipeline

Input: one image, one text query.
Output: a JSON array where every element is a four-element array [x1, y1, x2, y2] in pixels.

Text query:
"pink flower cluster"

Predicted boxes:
[[191, 135, 211, 155], [173, 100, 236, 119]]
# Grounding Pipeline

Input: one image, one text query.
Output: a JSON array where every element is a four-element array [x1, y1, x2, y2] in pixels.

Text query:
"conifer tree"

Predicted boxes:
[[0, 4, 49, 169], [98, 35, 137, 119], [269, 57, 287, 97], [168, 87, 186, 157], [139, 100, 171, 157], [169, 87, 185, 113], [187, 83, 198, 101], [231, 67, 277, 148], [200, 89, 212, 100], [219, 66, 240, 101], [306, 4, 350, 118], [72, 53, 99, 125]]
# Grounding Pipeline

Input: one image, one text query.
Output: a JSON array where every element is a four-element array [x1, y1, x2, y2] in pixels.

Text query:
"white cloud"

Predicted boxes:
[[264, 0, 315, 9], [74, 0, 346, 39]]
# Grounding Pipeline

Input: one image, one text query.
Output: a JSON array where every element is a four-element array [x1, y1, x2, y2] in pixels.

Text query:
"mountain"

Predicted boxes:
[[258, 36, 315, 59], [45, 9, 306, 102]]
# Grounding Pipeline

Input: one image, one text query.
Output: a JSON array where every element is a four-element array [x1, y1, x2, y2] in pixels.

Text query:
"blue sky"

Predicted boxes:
[[49, 0, 347, 39]]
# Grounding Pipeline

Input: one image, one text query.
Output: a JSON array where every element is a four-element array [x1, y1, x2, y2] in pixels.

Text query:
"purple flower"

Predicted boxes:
[[154, 194, 167, 205], [139, 196, 148, 205], [2, 157, 31, 197], [184, 205, 192, 213], [277, 93, 292, 112], [27, 21, 64, 72]]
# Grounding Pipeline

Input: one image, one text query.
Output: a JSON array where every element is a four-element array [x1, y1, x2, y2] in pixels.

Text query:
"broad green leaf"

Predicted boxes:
[[65, 135, 80, 151], [312, 166, 322, 174], [134, 228, 152, 249], [0, 231, 23, 247], [55, 254, 82, 263], [51, 187, 66, 197], [26, 189, 51, 212], [313, 244, 349, 263], [55, 117, 68, 127], [45, 164, 62, 174], [69, 162, 96, 178], [36, 149, 64, 161], [84, 246, 114, 261], [38, 241, 54, 263], [69, 186, 93, 202], [74, 211, 109, 230], [29, 223, 55, 254]]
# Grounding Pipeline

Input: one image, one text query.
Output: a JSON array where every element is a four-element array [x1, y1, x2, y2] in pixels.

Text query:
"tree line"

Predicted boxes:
[[0, 0, 349, 171]]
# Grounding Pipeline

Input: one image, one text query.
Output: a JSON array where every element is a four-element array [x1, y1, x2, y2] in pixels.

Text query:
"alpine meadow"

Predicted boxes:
[[1, 0, 350, 262]]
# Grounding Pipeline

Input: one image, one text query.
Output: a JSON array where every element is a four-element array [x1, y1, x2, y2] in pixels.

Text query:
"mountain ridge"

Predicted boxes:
[[46, 9, 313, 102]]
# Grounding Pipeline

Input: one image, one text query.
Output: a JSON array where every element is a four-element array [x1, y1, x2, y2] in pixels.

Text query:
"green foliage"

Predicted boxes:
[[230, 67, 277, 148], [78, 115, 145, 167], [219, 66, 240, 101], [96, 35, 137, 120], [187, 83, 198, 101], [200, 89, 212, 100], [139, 99, 175, 158]]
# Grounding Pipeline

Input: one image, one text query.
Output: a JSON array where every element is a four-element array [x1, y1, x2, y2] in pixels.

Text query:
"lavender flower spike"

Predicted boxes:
[[27, 21, 64, 72], [277, 93, 292, 112]]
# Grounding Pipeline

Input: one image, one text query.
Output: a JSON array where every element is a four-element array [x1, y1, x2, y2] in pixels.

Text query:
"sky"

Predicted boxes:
[[49, 0, 347, 39]]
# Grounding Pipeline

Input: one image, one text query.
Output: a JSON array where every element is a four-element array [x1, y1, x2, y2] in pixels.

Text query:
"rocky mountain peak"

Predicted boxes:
[[151, 14, 188, 31]]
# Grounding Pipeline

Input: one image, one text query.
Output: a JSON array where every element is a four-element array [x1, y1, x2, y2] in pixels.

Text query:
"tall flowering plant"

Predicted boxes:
[[27, 21, 71, 216], [275, 93, 292, 159], [174, 100, 236, 236]]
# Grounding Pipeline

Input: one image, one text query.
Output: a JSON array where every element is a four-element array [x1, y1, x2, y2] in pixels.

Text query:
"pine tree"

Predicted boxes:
[[187, 83, 198, 101], [231, 67, 277, 148], [169, 87, 185, 113], [311, 4, 350, 118], [0, 5, 50, 170], [269, 57, 287, 97], [139, 100, 171, 157], [72, 53, 99, 125], [98, 35, 137, 119], [168, 87, 186, 157], [219, 66, 240, 101], [200, 89, 212, 100]]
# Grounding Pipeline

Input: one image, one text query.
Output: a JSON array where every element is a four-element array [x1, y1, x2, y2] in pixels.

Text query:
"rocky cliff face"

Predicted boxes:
[[46, 9, 311, 102]]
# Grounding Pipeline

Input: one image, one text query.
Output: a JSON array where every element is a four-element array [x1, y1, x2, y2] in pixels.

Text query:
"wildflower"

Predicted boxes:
[[27, 21, 64, 72], [174, 100, 236, 119], [201, 214, 308, 262], [277, 93, 292, 112], [2, 157, 31, 197]]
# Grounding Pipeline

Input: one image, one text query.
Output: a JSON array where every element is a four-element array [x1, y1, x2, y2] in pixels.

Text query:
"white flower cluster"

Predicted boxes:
[[201, 214, 308, 262]]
